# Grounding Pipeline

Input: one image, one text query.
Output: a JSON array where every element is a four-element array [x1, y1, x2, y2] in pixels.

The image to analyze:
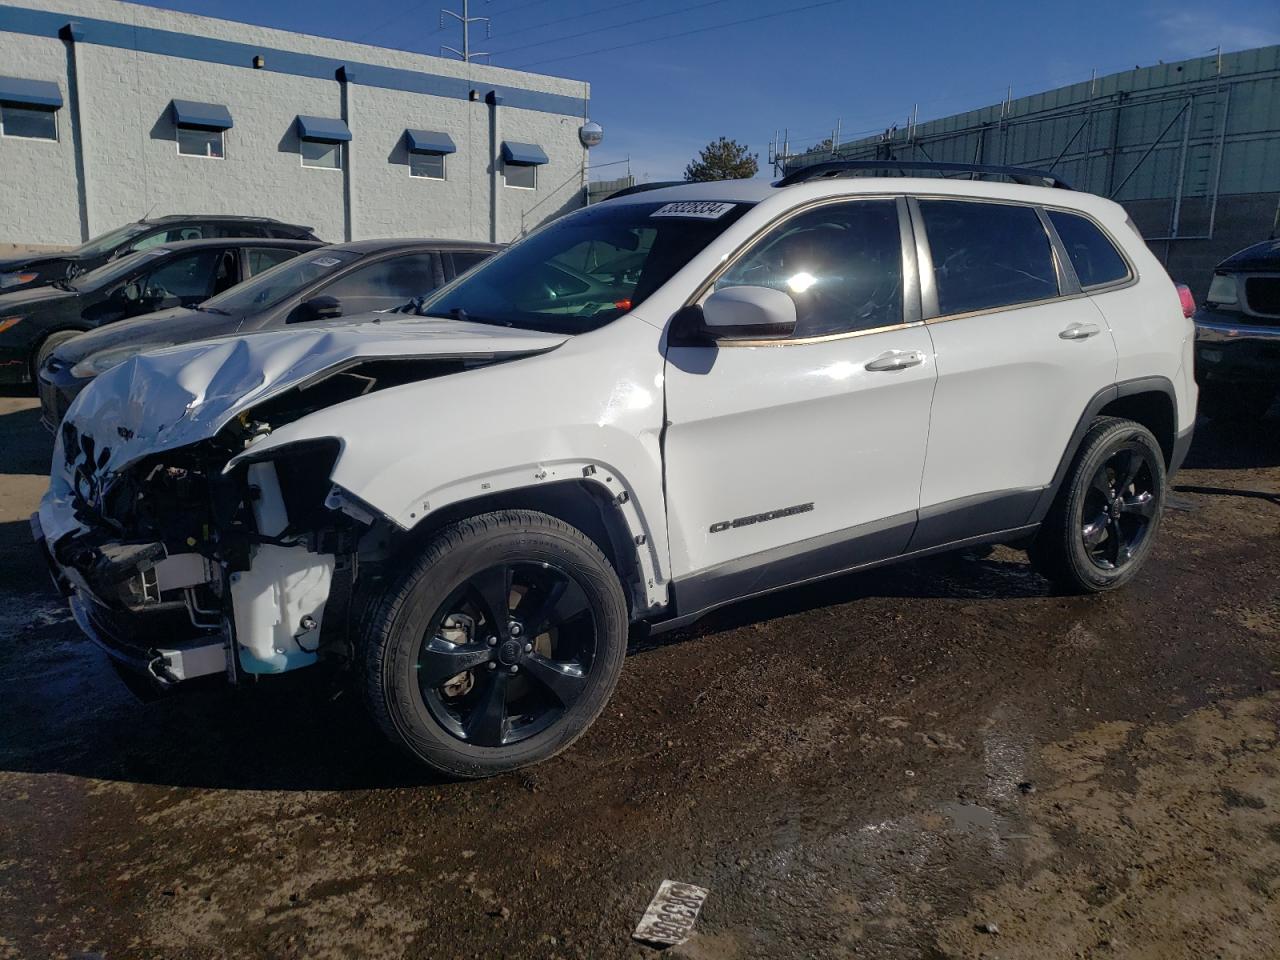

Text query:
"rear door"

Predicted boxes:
[[663, 197, 936, 598], [910, 197, 1118, 548]]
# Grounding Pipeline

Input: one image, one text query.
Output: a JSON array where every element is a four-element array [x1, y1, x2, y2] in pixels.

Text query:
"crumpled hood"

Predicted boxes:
[[40, 315, 568, 542]]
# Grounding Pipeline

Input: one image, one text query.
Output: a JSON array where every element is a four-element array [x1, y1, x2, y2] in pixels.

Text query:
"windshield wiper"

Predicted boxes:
[[50, 279, 78, 292], [193, 304, 231, 315], [448, 307, 512, 327]]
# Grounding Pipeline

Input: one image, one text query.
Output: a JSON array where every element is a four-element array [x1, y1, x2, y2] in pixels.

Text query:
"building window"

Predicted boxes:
[[177, 126, 224, 158], [1, 104, 56, 141], [505, 162, 536, 190], [410, 152, 446, 180], [302, 140, 342, 170]]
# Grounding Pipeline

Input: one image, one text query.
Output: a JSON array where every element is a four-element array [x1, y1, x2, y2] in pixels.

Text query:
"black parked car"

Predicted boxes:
[[1, 237, 321, 389], [38, 239, 500, 428], [0, 215, 320, 294], [1194, 237, 1280, 419]]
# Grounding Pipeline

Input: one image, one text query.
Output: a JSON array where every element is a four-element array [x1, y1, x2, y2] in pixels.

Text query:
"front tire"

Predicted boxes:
[[363, 510, 628, 779], [1029, 417, 1166, 593]]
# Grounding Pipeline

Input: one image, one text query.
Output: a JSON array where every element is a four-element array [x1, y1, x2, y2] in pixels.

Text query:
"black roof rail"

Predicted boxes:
[[775, 160, 1073, 190]]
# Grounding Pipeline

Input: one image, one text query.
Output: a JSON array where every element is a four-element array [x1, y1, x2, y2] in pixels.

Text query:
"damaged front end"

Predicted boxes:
[[35, 420, 365, 691], [34, 318, 567, 693]]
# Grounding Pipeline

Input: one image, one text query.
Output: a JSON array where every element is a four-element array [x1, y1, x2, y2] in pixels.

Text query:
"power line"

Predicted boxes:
[[490, 0, 733, 57], [510, 0, 851, 69], [354, 0, 442, 42], [490, 0, 655, 41]]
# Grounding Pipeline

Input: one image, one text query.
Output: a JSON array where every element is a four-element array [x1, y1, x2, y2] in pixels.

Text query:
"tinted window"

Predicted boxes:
[[714, 200, 903, 337], [1, 104, 57, 140], [202, 250, 359, 314], [247, 247, 301, 276], [505, 163, 536, 189], [324, 253, 437, 301], [920, 200, 1058, 315], [140, 250, 221, 299], [1047, 210, 1129, 288], [418, 200, 752, 334], [451, 251, 491, 276], [411, 153, 446, 179]]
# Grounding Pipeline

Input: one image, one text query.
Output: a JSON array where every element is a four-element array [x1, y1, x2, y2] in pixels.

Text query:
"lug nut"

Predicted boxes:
[[487, 663, 496, 670], [486, 636, 497, 647], [509, 665, 519, 673], [509, 623, 523, 637], [524, 643, 532, 653]]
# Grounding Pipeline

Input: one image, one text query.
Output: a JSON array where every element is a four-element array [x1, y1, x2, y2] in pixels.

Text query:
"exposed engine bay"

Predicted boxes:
[[35, 321, 567, 690]]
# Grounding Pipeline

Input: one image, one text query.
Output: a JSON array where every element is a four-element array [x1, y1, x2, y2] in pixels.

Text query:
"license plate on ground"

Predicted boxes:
[[632, 880, 709, 947]]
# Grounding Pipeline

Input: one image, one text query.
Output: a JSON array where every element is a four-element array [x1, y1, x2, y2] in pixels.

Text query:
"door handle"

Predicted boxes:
[[865, 350, 925, 372], [1059, 322, 1101, 340]]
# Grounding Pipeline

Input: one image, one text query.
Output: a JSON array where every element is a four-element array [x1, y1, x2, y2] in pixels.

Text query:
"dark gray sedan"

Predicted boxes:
[[38, 238, 500, 428]]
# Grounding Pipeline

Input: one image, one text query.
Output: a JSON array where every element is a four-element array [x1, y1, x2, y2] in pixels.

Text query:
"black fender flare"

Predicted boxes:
[[1028, 376, 1179, 525]]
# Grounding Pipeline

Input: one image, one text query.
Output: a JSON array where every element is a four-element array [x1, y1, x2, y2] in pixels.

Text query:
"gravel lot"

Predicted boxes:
[[1, 391, 1277, 960]]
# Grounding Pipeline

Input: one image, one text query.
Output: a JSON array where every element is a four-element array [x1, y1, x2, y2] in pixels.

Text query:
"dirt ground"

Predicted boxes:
[[0, 391, 1277, 960]]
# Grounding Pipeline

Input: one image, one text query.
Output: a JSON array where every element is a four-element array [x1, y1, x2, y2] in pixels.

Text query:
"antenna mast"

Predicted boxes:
[[440, 0, 490, 62]]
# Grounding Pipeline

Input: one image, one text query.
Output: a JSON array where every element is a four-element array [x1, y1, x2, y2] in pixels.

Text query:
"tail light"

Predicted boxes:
[[1175, 283, 1195, 319]]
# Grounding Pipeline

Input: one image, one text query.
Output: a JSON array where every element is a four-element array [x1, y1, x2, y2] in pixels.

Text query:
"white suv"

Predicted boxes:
[[36, 163, 1197, 777]]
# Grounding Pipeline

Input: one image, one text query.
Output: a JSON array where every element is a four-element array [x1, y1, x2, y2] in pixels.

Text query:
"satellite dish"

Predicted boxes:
[[579, 121, 604, 148]]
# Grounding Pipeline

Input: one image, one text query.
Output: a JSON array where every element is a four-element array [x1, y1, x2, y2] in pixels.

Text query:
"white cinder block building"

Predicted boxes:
[[0, 0, 593, 245]]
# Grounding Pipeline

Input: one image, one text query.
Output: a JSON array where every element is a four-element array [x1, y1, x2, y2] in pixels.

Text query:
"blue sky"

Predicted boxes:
[[136, 0, 1280, 181]]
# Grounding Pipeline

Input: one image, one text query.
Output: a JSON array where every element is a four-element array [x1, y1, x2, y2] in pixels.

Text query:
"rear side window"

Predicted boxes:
[[247, 247, 301, 276], [1047, 210, 1130, 288], [451, 251, 491, 276], [919, 200, 1058, 316], [714, 199, 903, 337]]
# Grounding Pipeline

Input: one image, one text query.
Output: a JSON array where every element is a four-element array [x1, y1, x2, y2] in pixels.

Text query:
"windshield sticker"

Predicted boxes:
[[310, 256, 343, 267], [650, 201, 737, 220]]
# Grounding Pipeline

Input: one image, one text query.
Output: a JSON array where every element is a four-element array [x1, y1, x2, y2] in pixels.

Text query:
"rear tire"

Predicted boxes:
[[1029, 417, 1166, 593], [363, 510, 628, 779], [1199, 382, 1275, 421]]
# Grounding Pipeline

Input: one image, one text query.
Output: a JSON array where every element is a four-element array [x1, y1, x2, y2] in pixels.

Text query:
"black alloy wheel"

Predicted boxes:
[[1079, 444, 1158, 571], [364, 510, 628, 778], [416, 561, 597, 747], [1029, 416, 1166, 593]]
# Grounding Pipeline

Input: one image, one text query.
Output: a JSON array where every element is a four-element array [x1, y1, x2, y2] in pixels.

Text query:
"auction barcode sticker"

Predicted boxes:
[[650, 201, 737, 220], [632, 880, 709, 947]]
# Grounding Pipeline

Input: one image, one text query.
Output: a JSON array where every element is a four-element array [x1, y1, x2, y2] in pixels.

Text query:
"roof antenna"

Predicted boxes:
[[139, 201, 158, 223]]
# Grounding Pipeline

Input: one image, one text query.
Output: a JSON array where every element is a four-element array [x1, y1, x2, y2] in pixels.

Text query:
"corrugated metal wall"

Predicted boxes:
[[780, 46, 1280, 291]]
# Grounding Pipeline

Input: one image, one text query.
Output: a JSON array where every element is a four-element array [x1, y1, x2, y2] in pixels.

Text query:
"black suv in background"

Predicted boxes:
[[0, 215, 320, 294], [38, 239, 500, 427], [1194, 238, 1280, 419], [1, 237, 322, 388]]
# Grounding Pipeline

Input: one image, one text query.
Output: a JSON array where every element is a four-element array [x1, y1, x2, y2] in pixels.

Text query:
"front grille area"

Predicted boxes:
[[1245, 277, 1280, 320]]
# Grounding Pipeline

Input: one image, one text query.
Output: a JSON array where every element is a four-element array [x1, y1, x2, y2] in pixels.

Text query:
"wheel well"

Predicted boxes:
[[29, 327, 84, 382], [1097, 390, 1177, 466], [390, 480, 642, 615]]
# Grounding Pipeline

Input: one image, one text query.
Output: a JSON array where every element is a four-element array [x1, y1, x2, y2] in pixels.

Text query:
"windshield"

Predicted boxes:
[[417, 200, 753, 334], [68, 249, 170, 292], [72, 222, 150, 259], [202, 250, 360, 314]]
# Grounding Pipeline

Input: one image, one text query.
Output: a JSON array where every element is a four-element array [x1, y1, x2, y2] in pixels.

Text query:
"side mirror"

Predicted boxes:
[[119, 281, 141, 302], [292, 295, 343, 323], [699, 286, 796, 341]]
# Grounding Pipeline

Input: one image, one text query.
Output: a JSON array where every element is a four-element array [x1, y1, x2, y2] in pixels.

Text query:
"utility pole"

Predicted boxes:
[[440, 0, 490, 62]]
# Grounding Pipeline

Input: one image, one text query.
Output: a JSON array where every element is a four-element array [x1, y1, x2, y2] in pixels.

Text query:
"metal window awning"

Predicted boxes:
[[0, 76, 63, 110], [297, 115, 352, 143], [170, 99, 233, 131], [405, 129, 456, 154], [501, 141, 549, 165]]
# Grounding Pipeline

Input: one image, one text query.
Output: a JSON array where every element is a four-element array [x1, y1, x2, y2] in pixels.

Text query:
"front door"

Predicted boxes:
[[663, 198, 937, 611]]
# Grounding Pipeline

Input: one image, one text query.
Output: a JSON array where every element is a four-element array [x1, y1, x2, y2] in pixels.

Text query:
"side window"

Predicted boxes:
[[714, 199, 904, 337], [918, 200, 1058, 316], [247, 247, 301, 276], [139, 250, 221, 300], [324, 253, 437, 301], [130, 231, 170, 252], [451, 251, 491, 277], [1047, 210, 1130, 288]]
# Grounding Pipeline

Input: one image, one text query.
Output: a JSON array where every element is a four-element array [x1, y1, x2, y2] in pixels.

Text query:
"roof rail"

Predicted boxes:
[[775, 160, 1073, 190]]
